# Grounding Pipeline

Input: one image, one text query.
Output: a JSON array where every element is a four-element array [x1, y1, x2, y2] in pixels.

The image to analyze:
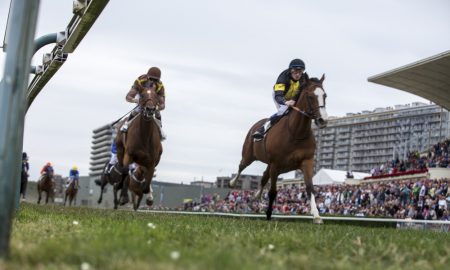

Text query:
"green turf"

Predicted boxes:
[[1, 203, 449, 270]]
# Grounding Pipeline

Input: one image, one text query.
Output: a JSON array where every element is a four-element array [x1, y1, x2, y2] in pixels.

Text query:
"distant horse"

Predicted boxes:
[[96, 161, 126, 209], [64, 179, 78, 206], [116, 87, 163, 210], [230, 75, 328, 223], [37, 173, 55, 204]]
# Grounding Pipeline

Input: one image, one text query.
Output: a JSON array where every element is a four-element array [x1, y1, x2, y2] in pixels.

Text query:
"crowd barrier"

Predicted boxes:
[[138, 210, 450, 231]]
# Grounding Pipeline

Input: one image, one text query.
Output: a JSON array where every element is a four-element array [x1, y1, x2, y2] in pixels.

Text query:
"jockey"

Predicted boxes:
[[120, 67, 166, 140], [104, 140, 118, 176], [68, 166, 80, 188], [252, 59, 309, 139], [39, 162, 54, 181]]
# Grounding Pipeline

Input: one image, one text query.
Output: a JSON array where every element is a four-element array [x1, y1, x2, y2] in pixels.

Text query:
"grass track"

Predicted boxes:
[[1, 203, 449, 270]]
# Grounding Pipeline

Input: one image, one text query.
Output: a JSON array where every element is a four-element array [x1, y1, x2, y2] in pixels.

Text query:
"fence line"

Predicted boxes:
[[139, 210, 450, 225]]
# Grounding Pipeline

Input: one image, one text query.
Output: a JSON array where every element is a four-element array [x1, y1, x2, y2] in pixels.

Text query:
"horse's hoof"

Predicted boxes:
[[97, 199, 102, 204], [313, 218, 323, 225], [266, 210, 272, 221], [146, 198, 154, 206], [119, 196, 129, 205]]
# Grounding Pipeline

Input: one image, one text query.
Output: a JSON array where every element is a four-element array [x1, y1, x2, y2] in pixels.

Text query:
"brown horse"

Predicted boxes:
[[96, 161, 126, 209], [229, 75, 328, 223], [116, 87, 163, 210], [64, 179, 78, 206], [37, 173, 55, 204]]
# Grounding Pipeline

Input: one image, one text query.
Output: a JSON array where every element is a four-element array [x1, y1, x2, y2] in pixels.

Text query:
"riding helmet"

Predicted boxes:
[[289, 59, 305, 70], [22, 152, 28, 159], [72, 166, 78, 170], [147, 67, 161, 81]]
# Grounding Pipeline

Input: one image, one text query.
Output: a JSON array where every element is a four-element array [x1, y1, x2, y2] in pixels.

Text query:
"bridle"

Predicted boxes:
[[290, 83, 325, 120], [139, 95, 157, 121]]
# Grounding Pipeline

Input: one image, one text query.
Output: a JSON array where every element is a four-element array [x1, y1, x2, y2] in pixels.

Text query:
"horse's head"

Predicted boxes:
[[139, 87, 159, 120], [299, 74, 328, 128]]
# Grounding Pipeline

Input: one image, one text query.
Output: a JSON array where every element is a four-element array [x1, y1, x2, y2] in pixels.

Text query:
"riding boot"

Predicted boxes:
[[154, 117, 166, 141], [104, 163, 113, 175], [120, 113, 135, 133], [252, 120, 271, 139]]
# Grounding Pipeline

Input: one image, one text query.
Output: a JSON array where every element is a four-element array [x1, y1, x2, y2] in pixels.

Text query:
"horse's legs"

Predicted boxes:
[[230, 136, 256, 188], [136, 194, 143, 211], [266, 166, 279, 220], [113, 184, 119, 209], [301, 159, 322, 224], [64, 193, 67, 206], [119, 160, 130, 205], [45, 191, 49, 204], [229, 157, 255, 188], [97, 175, 108, 204], [131, 191, 136, 210], [37, 189, 41, 204], [143, 166, 155, 207], [254, 165, 270, 200]]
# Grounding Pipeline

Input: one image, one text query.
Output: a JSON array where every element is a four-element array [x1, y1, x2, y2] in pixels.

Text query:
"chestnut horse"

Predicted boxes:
[[37, 173, 55, 204], [96, 161, 126, 209], [64, 179, 78, 206], [116, 87, 163, 210], [230, 75, 328, 223]]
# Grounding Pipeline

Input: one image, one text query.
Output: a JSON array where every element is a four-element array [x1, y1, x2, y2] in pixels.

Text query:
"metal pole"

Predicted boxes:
[[0, 0, 40, 258]]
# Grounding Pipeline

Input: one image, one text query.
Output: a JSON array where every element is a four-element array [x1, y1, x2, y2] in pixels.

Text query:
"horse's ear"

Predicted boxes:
[[320, 74, 325, 83]]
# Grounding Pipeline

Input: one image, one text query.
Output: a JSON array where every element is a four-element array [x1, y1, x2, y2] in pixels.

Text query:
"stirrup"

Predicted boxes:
[[120, 124, 128, 133]]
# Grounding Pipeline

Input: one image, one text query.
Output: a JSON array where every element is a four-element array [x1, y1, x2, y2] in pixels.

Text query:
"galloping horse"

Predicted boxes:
[[229, 75, 328, 223], [96, 161, 126, 209], [116, 87, 163, 210], [64, 179, 78, 206], [37, 173, 55, 204]]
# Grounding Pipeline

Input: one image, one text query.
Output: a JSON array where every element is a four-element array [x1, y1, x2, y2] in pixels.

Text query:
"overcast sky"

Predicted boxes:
[[1, 0, 449, 183]]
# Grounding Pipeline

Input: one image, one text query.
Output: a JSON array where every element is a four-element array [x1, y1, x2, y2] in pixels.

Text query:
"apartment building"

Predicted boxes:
[[312, 102, 449, 173]]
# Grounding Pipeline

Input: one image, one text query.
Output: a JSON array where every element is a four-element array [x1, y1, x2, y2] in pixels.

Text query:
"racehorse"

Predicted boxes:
[[37, 173, 55, 204], [96, 161, 126, 209], [64, 179, 78, 206], [116, 87, 163, 210], [229, 75, 328, 223]]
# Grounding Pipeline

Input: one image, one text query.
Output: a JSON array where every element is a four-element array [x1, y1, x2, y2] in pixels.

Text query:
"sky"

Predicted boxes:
[[0, 0, 449, 183]]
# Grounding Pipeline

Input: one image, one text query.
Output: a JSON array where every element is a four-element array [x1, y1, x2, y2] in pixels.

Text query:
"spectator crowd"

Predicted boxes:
[[370, 138, 450, 177], [185, 178, 450, 221]]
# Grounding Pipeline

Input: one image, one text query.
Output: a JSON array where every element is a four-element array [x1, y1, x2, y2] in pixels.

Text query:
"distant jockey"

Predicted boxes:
[[104, 140, 118, 176], [39, 162, 54, 181], [67, 166, 80, 189]]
